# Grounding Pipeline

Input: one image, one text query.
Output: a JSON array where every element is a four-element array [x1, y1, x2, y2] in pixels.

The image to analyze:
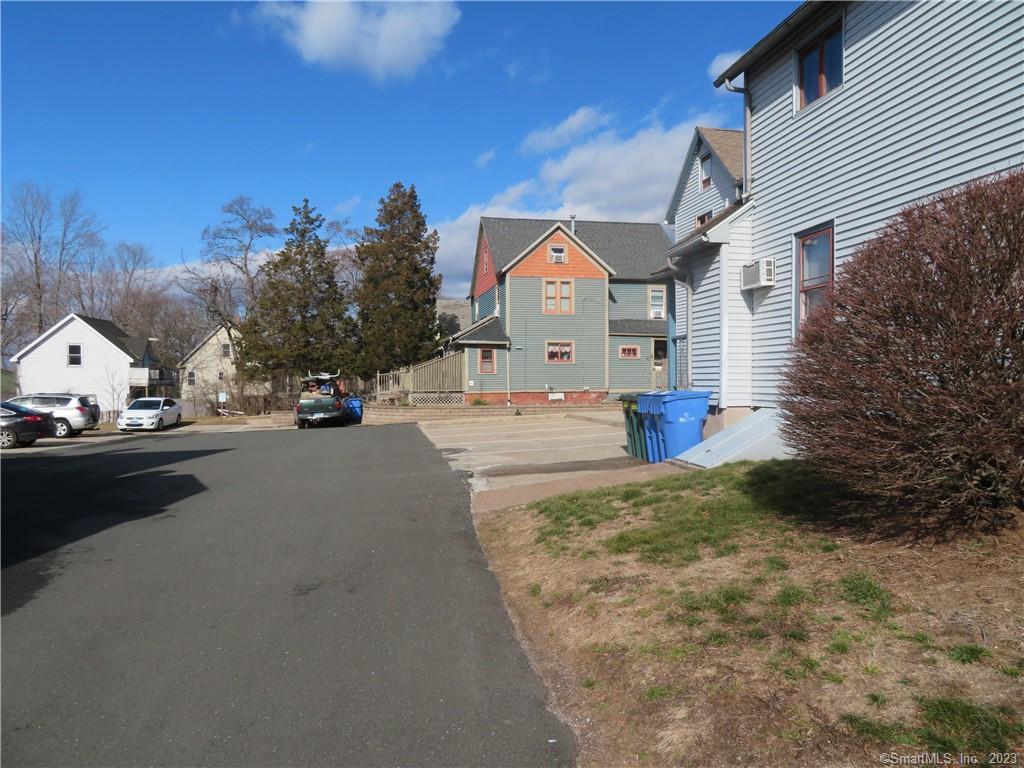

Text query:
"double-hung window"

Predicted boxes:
[[186, 370, 197, 386], [700, 155, 711, 189], [649, 287, 666, 320], [479, 348, 496, 374], [798, 225, 834, 321], [67, 344, 82, 366], [543, 280, 573, 314], [546, 341, 574, 364], [799, 23, 843, 108], [222, 343, 232, 358]]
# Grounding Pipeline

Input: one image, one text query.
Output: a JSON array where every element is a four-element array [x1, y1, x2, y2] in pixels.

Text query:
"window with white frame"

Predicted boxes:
[[700, 155, 711, 189], [186, 370, 196, 386], [67, 344, 82, 366], [548, 244, 567, 264], [546, 341, 574, 364], [649, 287, 666, 320], [222, 343, 232, 358], [798, 225, 834, 321], [218, 371, 225, 381]]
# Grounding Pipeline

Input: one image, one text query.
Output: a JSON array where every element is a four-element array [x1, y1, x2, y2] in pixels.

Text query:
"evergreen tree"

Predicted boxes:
[[238, 200, 356, 378], [354, 182, 442, 377]]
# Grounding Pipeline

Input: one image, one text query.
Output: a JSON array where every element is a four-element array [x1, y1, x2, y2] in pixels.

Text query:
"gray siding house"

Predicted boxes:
[[667, 0, 1024, 438], [455, 217, 672, 404]]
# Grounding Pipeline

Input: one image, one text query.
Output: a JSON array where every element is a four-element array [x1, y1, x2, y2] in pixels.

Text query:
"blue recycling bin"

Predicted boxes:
[[343, 396, 363, 424], [637, 392, 665, 463], [658, 391, 712, 458]]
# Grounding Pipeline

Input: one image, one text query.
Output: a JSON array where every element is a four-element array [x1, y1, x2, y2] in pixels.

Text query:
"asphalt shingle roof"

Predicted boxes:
[[608, 319, 668, 336], [697, 127, 744, 183], [451, 316, 509, 345], [479, 218, 672, 280], [77, 315, 150, 364]]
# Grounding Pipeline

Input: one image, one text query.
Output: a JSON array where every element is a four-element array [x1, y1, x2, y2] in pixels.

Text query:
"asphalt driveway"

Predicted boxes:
[[1, 425, 573, 767]]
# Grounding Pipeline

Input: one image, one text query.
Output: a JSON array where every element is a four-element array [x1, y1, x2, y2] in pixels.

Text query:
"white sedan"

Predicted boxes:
[[118, 397, 182, 432]]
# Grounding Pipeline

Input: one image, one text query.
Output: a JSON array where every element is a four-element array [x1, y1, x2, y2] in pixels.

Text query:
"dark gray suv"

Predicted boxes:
[[8, 394, 101, 438]]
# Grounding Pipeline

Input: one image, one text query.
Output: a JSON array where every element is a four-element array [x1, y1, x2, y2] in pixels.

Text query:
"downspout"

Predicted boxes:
[[506, 342, 511, 407], [722, 77, 751, 200]]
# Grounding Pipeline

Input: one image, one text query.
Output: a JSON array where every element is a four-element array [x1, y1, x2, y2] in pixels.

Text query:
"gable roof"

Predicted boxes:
[[11, 313, 149, 365], [179, 326, 240, 367], [76, 315, 151, 365], [479, 217, 671, 281], [665, 201, 749, 260], [663, 126, 745, 223]]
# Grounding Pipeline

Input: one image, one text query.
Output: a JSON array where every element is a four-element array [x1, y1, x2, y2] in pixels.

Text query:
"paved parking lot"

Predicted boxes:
[[419, 415, 637, 489]]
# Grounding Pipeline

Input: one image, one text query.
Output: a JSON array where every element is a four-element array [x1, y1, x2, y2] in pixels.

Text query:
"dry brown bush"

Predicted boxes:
[[780, 170, 1024, 533]]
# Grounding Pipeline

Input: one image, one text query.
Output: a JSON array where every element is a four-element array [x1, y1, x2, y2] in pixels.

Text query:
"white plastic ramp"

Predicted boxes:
[[670, 408, 792, 468]]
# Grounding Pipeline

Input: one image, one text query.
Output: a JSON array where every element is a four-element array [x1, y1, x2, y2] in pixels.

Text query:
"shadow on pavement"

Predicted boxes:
[[1, 447, 228, 614]]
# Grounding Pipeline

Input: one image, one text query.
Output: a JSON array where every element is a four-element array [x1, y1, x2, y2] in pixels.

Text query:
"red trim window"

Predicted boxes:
[[699, 155, 711, 189], [479, 348, 496, 374], [798, 225, 834, 322], [618, 345, 640, 359], [546, 341, 574, 364], [799, 23, 843, 108], [543, 279, 573, 314]]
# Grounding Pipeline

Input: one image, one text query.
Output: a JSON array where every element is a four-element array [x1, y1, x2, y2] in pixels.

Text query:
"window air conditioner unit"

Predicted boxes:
[[741, 258, 776, 291]]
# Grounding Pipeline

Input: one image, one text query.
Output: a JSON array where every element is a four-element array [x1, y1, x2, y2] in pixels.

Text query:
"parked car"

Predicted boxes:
[[294, 375, 363, 429], [1, 401, 57, 448], [117, 397, 181, 432], [7, 393, 100, 438]]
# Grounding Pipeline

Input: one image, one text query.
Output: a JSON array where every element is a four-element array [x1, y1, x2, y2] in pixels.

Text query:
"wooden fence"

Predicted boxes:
[[375, 351, 465, 404]]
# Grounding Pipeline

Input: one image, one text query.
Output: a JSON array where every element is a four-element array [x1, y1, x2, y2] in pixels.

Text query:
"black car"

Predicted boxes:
[[1, 401, 58, 448]]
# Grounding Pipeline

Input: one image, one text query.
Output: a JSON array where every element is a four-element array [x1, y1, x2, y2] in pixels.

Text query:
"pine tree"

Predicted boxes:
[[237, 200, 356, 378], [354, 182, 442, 378]]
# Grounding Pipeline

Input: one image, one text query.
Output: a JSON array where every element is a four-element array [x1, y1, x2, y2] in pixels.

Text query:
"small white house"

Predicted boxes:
[[10, 313, 170, 416]]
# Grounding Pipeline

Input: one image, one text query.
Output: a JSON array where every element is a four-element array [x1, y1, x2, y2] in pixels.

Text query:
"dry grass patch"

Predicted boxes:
[[476, 460, 1023, 767]]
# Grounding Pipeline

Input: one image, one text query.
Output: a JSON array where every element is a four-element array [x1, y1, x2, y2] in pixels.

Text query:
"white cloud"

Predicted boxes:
[[475, 149, 496, 169], [707, 50, 744, 85], [333, 196, 361, 216], [520, 106, 613, 154], [259, 1, 460, 80], [435, 110, 723, 296]]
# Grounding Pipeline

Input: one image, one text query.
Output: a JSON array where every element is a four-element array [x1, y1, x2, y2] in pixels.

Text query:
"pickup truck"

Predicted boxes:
[[294, 376, 362, 429]]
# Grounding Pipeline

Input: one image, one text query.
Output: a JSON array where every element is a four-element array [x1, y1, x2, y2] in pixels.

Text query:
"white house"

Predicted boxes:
[[10, 313, 172, 416], [665, 0, 1024, 450]]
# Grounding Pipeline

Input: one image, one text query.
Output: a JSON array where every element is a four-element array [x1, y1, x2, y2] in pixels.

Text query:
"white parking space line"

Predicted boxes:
[[422, 425, 617, 439], [449, 440, 625, 457], [432, 432, 622, 448]]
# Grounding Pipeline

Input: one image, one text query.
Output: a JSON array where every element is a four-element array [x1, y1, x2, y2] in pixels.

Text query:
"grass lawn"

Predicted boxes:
[[476, 460, 1023, 767]]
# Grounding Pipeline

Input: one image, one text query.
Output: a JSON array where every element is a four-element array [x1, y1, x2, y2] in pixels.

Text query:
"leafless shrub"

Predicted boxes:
[[780, 170, 1024, 533]]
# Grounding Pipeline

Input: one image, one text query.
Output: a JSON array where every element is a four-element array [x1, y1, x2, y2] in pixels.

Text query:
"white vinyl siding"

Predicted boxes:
[[675, 138, 740, 241], [687, 251, 721, 405], [724, 211, 754, 406], [746, 0, 1024, 406], [14, 317, 131, 414]]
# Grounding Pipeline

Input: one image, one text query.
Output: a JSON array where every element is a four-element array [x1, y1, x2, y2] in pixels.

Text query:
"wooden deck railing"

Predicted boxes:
[[375, 350, 465, 400]]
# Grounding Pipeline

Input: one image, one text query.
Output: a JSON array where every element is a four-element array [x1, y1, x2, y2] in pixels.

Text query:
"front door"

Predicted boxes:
[[651, 339, 668, 389]]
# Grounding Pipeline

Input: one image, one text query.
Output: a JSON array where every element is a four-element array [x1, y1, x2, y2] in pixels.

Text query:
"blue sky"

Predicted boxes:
[[2, 1, 796, 297]]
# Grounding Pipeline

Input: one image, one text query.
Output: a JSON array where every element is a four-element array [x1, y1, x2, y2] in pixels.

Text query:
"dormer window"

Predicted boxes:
[[548, 244, 567, 264], [700, 155, 712, 189], [799, 23, 843, 108]]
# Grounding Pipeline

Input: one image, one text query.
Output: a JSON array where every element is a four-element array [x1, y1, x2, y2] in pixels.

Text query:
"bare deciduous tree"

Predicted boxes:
[[179, 196, 277, 331]]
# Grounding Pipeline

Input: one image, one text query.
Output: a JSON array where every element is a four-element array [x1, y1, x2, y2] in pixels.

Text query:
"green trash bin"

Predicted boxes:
[[619, 393, 646, 461]]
